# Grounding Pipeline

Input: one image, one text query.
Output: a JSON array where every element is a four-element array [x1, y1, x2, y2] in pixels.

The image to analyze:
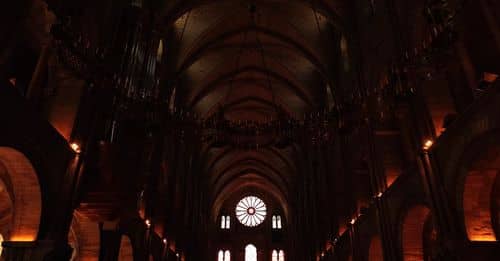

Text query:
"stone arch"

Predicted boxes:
[[455, 132, 500, 242], [0, 147, 42, 241], [368, 235, 384, 261], [68, 210, 100, 261], [462, 171, 498, 242], [401, 205, 432, 260], [118, 234, 134, 261]]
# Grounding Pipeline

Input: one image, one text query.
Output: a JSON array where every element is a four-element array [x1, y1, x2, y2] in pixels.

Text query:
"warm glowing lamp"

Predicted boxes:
[[423, 139, 433, 150], [10, 236, 35, 242], [145, 219, 151, 228], [70, 143, 81, 153]]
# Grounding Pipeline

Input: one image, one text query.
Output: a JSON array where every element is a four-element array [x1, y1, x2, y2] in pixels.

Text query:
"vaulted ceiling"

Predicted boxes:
[[158, 0, 350, 219]]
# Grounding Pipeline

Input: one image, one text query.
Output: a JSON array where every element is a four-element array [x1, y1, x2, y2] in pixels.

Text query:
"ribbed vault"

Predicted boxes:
[[159, 0, 346, 221]]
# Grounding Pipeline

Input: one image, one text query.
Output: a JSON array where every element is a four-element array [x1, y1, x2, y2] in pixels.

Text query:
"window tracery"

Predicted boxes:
[[221, 215, 230, 229], [272, 249, 285, 261], [218, 250, 230, 261], [236, 196, 266, 227]]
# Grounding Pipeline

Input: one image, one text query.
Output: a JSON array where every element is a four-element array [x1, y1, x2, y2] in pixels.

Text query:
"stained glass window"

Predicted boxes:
[[272, 250, 278, 261], [220, 216, 230, 229], [271, 249, 285, 261], [279, 250, 285, 261], [218, 250, 231, 261], [272, 215, 282, 229], [245, 244, 257, 261], [236, 196, 266, 227]]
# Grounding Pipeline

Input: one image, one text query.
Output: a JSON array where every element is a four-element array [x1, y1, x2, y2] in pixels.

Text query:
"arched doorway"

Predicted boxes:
[[0, 147, 42, 242]]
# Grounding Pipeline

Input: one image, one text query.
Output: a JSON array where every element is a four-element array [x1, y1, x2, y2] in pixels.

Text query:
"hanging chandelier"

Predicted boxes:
[[168, 108, 338, 149]]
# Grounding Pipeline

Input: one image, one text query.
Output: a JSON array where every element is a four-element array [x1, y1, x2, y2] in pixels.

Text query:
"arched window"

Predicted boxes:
[[218, 250, 231, 261], [220, 215, 230, 229], [272, 249, 285, 261], [272, 215, 282, 229], [245, 244, 257, 261]]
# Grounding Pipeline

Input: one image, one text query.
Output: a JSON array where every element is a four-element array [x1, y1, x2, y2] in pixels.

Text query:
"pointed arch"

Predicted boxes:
[[245, 244, 257, 261]]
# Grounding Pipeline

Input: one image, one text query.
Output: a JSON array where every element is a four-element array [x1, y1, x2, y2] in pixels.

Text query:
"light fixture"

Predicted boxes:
[[163, 238, 167, 244], [145, 219, 151, 228], [70, 143, 81, 153], [423, 139, 433, 150], [483, 72, 498, 83], [176, 253, 179, 257], [377, 192, 383, 198], [350, 218, 356, 225]]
